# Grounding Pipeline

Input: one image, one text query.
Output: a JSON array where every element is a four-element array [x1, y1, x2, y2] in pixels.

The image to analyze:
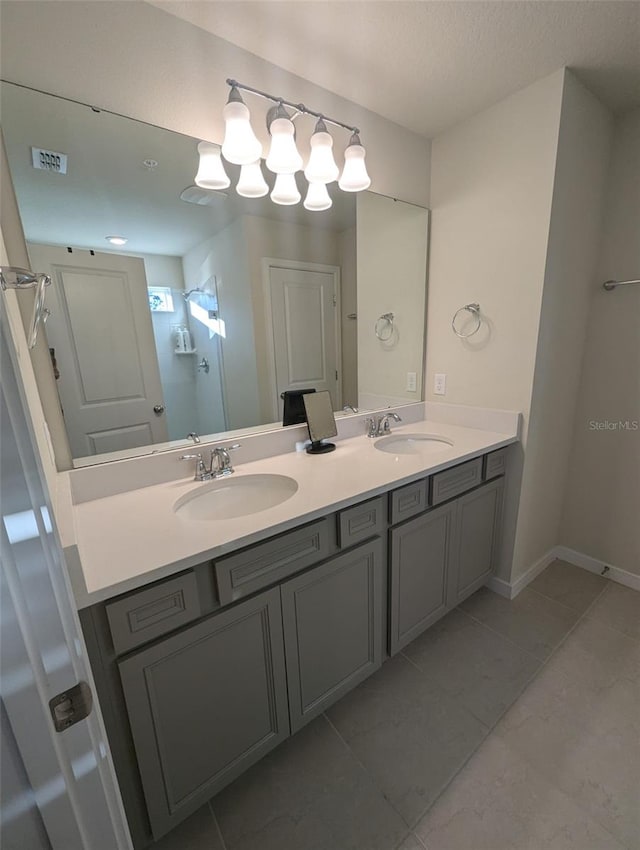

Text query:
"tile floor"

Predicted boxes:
[[151, 560, 639, 850]]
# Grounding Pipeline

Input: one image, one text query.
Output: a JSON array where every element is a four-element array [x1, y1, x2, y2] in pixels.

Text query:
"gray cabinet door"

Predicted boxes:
[[282, 539, 384, 732], [447, 477, 503, 607], [389, 502, 456, 655], [118, 588, 289, 841]]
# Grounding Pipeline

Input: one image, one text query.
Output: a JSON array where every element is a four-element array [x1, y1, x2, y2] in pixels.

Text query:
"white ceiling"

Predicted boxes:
[[148, 0, 640, 138]]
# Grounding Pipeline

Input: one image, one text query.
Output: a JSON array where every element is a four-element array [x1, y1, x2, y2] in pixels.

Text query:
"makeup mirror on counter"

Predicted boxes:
[[1, 81, 429, 469]]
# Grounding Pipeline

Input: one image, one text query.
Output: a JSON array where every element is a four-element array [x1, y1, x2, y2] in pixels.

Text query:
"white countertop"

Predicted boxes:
[[69, 416, 518, 608]]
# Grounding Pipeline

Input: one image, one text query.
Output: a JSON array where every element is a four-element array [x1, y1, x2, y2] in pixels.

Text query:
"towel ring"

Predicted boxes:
[[452, 303, 481, 339], [375, 312, 394, 341]]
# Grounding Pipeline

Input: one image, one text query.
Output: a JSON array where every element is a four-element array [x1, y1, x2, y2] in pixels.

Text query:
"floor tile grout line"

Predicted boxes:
[[453, 605, 550, 663], [322, 711, 418, 837], [208, 800, 229, 850], [512, 583, 596, 617], [397, 580, 619, 836], [483, 580, 633, 850]]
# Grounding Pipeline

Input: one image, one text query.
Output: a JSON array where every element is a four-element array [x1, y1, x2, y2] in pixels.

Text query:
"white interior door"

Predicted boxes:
[[266, 261, 341, 418], [28, 244, 167, 458], [0, 310, 131, 850]]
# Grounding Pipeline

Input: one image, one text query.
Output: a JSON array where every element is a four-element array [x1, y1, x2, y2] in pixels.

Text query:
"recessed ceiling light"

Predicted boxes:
[[106, 236, 128, 246]]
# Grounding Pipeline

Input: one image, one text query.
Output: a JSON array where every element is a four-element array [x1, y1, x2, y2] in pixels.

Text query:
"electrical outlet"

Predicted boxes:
[[406, 371, 417, 392], [434, 373, 446, 395]]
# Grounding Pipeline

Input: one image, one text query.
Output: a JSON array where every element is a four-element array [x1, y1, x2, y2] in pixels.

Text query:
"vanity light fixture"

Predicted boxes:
[[195, 78, 371, 211], [106, 236, 128, 246], [338, 133, 371, 192], [236, 160, 269, 198], [303, 181, 332, 212], [271, 173, 301, 206], [221, 85, 263, 165], [304, 119, 339, 184], [265, 103, 303, 174], [194, 142, 230, 190]]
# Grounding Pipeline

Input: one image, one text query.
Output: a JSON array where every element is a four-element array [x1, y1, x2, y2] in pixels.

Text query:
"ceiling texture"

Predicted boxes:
[[148, 0, 640, 139]]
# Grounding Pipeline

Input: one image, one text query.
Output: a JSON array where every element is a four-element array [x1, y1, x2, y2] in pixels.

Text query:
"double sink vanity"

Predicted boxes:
[[69, 407, 518, 847]]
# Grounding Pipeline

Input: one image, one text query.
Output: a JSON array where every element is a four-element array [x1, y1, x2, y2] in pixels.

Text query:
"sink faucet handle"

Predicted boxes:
[[364, 417, 377, 438], [179, 453, 212, 481], [211, 443, 241, 476], [186, 432, 200, 444]]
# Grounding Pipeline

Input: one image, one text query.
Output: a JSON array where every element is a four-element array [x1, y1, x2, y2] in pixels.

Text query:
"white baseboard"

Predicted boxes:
[[486, 548, 556, 600], [486, 545, 640, 599], [554, 546, 640, 592], [485, 575, 513, 599]]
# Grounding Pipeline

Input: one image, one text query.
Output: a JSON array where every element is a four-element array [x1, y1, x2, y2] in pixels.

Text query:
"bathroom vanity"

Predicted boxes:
[[76, 424, 512, 847]]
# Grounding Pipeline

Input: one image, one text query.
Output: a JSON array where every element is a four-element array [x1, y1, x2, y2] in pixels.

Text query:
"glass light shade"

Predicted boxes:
[[194, 142, 230, 190], [236, 160, 268, 198], [222, 100, 262, 165], [304, 130, 339, 184], [303, 181, 332, 211], [338, 142, 371, 192], [266, 118, 303, 174], [270, 173, 301, 206]]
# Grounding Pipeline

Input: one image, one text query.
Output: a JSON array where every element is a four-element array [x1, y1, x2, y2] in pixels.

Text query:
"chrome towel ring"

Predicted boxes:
[[375, 312, 394, 340], [452, 303, 481, 339]]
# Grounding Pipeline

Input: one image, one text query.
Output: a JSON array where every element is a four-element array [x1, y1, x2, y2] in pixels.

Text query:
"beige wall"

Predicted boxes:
[[560, 108, 640, 575], [425, 70, 565, 581], [510, 73, 613, 581], [0, 0, 431, 208], [0, 136, 73, 474], [357, 193, 429, 408], [339, 226, 358, 408], [425, 70, 564, 428]]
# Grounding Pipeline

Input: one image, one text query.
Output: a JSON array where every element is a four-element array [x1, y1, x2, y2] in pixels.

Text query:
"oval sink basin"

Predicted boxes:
[[174, 474, 298, 521], [375, 433, 453, 455]]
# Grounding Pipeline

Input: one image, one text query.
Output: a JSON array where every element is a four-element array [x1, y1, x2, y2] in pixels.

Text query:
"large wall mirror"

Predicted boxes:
[[1, 81, 429, 468]]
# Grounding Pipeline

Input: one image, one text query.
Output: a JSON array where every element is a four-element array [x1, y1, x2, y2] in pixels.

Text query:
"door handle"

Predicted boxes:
[[153, 404, 165, 415]]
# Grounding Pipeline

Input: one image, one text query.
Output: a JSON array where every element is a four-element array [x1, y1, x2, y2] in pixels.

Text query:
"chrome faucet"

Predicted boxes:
[[342, 404, 359, 414], [179, 452, 213, 481], [211, 444, 239, 477], [180, 444, 241, 481], [365, 412, 402, 438], [186, 432, 200, 444]]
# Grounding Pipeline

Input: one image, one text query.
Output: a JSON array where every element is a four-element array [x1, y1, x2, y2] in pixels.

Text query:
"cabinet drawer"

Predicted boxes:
[[106, 572, 201, 655], [390, 479, 429, 524], [337, 496, 386, 548], [215, 518, 330, 605], [484, 447, 507, 480], [432, 457, 482, 505]]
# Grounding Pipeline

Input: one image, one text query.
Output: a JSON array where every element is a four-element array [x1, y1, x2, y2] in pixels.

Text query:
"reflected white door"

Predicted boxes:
[[266, 261, 341, 418], [28, 244, 167, 458]]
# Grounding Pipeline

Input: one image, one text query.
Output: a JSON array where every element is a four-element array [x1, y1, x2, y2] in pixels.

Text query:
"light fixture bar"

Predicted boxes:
[[226, 78, 359, 135]]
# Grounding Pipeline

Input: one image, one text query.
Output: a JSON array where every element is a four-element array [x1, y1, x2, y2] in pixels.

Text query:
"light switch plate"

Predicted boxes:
[[406, 371, 417, 392], [434, 373, 446, 395]]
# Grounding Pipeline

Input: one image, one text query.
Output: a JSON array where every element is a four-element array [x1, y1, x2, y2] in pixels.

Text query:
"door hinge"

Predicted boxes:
[[49, 681, 93, 732], [335, 370, 338, 380], [332, 294, 337, 306]]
